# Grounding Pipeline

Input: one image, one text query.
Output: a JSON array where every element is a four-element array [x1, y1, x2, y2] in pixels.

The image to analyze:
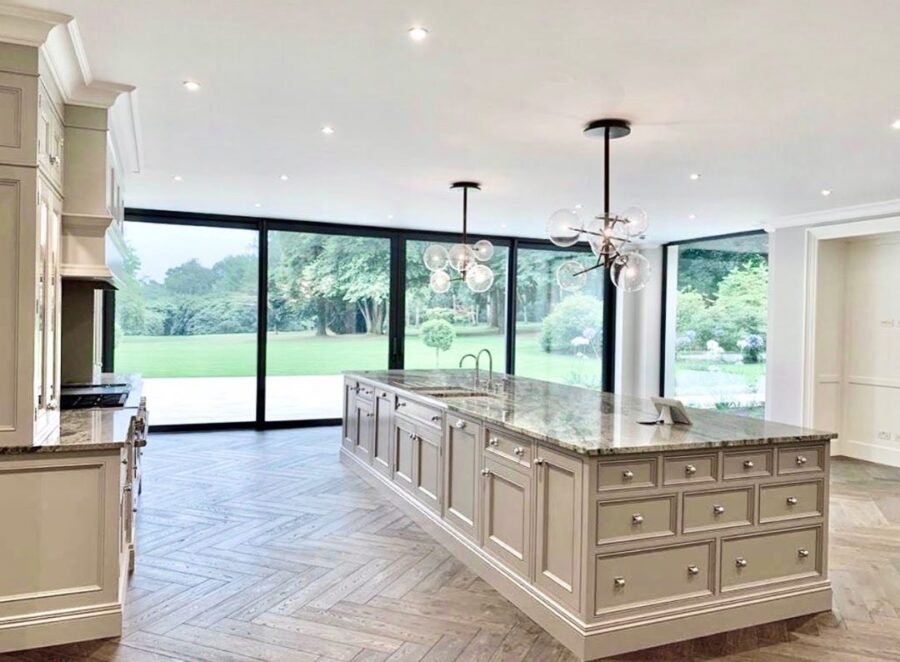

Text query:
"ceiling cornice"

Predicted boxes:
[[761, 198, 900, 232], [0, 2, 143, 173]]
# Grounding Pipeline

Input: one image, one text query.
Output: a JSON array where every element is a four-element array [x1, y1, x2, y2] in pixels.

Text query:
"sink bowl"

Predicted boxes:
[[418, 387, 496, 399]]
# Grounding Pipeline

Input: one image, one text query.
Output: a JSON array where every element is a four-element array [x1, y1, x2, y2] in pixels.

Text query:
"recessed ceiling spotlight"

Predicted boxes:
[[321, 125, 335, 135], [574, 203, 582, 209], [254, 202, 262, 208], [173, 175, 183, 182], [387, 214, 394, 220], [500, 223, 507, 229], [821, 189, 832, 197], [279, 174, 289, 181], [892, 119, 900, 130], [182, 80, 201, 91], [689, 173, 701, 181], [408, 26, 429, 42], [688, 214, 696, 220]]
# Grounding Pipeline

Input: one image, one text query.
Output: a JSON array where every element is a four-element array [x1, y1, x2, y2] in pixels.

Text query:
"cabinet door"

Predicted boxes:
[[481, 457, 532, 578], [534, 446, 583, 611], [44, 183, 62, 414], [353, 398, 374, 462], [342, 380, 358, 450], [413, 427, 441, 514], [393, 417, 416, 491], [443, 413, 480, 541], [372, 393, 393, 477]]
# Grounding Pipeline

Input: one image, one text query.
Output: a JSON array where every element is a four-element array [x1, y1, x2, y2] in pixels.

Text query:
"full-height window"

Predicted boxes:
[[663, 233, 768, 417], [265, 230, 391, 420], [404, 239, 508, 370], [115, 221, 259, 425], [514, 247, 605, 389]]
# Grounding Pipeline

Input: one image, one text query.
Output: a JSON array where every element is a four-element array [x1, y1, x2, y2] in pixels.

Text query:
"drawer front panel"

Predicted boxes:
[[356, 381, 375, 402], [721, 527, 821, 591], [759, 480, 823, 523], [663, 454, 717, 485], [596, 495, 676, 544], [396, 395, 443, 430], [777, 445, 825, 475], [683, 488, 752, 533], [594, 542, 713, 614], [597, 458, 657, 492], [723, 449, 772, 480], [485, 427, 532, 469]]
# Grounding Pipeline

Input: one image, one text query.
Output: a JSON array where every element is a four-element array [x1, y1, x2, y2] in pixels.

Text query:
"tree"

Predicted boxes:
[[539, 294, 604, 353], [420, 319, 456, 367], [164, 259, 216, 295]]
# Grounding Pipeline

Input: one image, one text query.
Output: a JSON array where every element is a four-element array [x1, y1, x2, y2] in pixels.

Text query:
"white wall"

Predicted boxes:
[[811, 239, 846, 440]]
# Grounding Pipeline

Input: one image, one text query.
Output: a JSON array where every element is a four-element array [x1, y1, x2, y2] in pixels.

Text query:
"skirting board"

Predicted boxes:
[[341, 449, 833, 661], [0, 604, 122, 653], [837, 440, 900, 468]]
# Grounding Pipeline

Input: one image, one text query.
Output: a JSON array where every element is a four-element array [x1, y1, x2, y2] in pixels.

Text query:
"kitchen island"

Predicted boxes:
[[341, 370, 836, 661]]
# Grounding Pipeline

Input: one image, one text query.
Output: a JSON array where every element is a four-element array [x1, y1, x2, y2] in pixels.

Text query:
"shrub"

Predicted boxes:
[[539, 295, 604, 353], [423, 307, 454, 323], [420, 319, 456, 367], [738, 334, 765, 363]]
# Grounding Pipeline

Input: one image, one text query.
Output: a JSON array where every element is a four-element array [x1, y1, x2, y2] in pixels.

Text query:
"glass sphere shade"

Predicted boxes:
[[556, 259, 588, 292], [423, 244, 449, 271], [448, 243, 476, 272], [546, 209, 582, 247], [429, 269, 452, 293], [619, 207, 649, 238], [465, 263, 494, 293], [610, 251, 651, 292], [472, 239, 494, 262]]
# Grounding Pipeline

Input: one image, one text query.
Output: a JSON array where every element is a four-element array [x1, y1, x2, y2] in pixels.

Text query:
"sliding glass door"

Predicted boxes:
[[115, 220, 259, 425], [266, 230, 391, 421]]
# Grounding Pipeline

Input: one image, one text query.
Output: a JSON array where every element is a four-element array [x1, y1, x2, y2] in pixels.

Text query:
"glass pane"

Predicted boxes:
[[514, 247, 604, 389], [266, 231, 390, 420], [668, 234, 768, 417], [114, 221, 259, 425], [404, 239, 508, 371]]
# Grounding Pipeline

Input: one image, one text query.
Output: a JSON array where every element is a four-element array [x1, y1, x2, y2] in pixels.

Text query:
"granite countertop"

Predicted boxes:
[[346, 369, 837, 456], [0, 373, 143, 455]]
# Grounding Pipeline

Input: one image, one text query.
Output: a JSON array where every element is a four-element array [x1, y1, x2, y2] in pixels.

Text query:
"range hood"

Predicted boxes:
[[60, 214, 126, 287]]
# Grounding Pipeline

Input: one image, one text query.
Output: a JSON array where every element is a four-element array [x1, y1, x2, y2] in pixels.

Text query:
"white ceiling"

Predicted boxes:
[[18, 0, 900, 242]]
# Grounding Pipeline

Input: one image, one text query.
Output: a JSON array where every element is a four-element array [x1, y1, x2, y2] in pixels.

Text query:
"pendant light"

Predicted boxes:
[[423, 182, 495, 293], [547, 119, 651, 293]]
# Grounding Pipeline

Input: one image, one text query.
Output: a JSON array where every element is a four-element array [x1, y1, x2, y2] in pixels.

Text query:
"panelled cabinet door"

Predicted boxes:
[[413, 428, 442, 513], [534, 445, 583, 611], [372, 393, 393, 478], [443, 413, 480, 541], [481, 457, 532, 578], [343, 380, 358, 450], [354, 398, 374, 462], [392, 417, 416, 491]]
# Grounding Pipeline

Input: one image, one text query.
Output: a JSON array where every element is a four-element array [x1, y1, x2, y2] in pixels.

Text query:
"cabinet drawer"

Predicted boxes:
[[721, 527, 822, 591], [663, 454, 717, 485], [356, 381, 376, 402], [594, 542, 713, 614], [777, 445, 825, 475], [485, 427, 532, 470], [683, 487, 752, 533], [759, 480, 823, 523], [397, 394, 443, 430], [723, 449, 772, 480], [596, 495, 676, 544], [597, 457, 657, 492]]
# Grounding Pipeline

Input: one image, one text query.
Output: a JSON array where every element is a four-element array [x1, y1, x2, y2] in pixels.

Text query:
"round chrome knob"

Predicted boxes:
[[480, 468, 491, 476], [735, 557, 747, 568], [687, 565, 700, 576], [786, 496, 798, 505], [796, 455, 808, 465], [743, 460, 755, 469], [49, 155, 59, 165], [798, 548, 810, 558], [408, 432, 416, 439], [455, 420, 466, 429], [431, 415, 441, 423], [397, 401, 407, 407], [489, 437, 499, 446], [534, 457, 545, 466], [121, 458, 128, 465], [631, 514, 643, 525], [513, 446, 525, 456], [685, 464, 697, 475], [713, 505, 725, 515], [613, 577, 626, 588], [365, 412, 373, 417], [622, 470, 634, 479]]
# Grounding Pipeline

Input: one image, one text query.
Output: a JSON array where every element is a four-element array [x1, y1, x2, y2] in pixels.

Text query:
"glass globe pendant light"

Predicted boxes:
[[422, 182, 495, 293], [546, 119, 651, 293]]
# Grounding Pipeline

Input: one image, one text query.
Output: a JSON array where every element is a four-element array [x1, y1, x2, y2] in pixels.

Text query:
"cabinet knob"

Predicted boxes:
[[513, 446, 525, 456], [431, 415, 441, 423], [743, 459, 755, 469], [480, 468, 491, 476], [455, 420, 466, 429], [687, 564, 700, 576], [534, 457, 545, 466], [631, 514, 643, 525], [408, 432, 416, 440], [685, 464, 697, 475], [397, 401, 407, 408], [613, 576, 626, 588], [798, 548, 810, 558], [123, 485, 132, 493], [381, 392, 389, 398], [786, 496, 798, 505], [713, 504, 725, 515], [121, 458, 128, 465], [353, 386, 361, 393], [365, 412, 373, 417], [796, 455, 808, 465], [735, 557, 748, 568], [489, 436, 499, 446], [622, 469, 634, 479], [49, 155, 59, 165]]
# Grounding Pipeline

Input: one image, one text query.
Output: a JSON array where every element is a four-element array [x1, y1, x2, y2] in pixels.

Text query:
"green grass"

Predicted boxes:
[[115, 329, 603, 386]]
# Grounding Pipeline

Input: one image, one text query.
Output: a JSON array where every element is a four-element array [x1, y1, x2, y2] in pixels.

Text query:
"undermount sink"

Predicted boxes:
[[418, 387, 496, 399]]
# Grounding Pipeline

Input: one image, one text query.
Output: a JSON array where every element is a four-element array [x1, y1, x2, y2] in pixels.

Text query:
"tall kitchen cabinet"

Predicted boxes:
[[0, 44, 64, 447]]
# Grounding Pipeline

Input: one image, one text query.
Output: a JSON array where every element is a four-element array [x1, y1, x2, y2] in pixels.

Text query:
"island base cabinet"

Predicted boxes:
[[413, 427, 442, 513], [534, 446, 583, 612], [372, 392, 393, 478], [481, 457, 532, 579], [392, 417, 415, 491], [352, 398, 374, 463], [443, 413, 481, 542]]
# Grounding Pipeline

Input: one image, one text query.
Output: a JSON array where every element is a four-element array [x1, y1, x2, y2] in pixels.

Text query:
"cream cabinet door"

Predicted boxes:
[[353, 398, 374, 463], [413, 427, 442, 514], [342, 380, 358, 450], [444, 413, 480, 541], [534, 445, 583, 611], [372, 392, 393, 478], [392, 417, 416, 491], [481, 457, 532, 578]]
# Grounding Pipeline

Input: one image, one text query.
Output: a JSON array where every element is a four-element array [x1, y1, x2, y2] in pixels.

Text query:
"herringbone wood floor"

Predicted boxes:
[[3, 428, 899, 662]]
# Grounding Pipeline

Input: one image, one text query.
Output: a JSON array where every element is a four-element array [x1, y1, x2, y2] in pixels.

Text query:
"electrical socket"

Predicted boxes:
[[877, 430, 892, 441]]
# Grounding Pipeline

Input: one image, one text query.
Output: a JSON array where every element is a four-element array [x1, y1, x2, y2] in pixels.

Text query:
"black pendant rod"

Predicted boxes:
[[462, 186, 468, 247], [604, 125, 610, 217]]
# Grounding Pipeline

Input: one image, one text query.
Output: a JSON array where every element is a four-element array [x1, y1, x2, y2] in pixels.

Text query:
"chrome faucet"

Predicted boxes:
[[477, 348, 493, 387], [459, 353, 479, 387]]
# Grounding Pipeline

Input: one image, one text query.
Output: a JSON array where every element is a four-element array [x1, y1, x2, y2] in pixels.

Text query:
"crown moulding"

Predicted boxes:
[[0, 2, 143, 173]]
